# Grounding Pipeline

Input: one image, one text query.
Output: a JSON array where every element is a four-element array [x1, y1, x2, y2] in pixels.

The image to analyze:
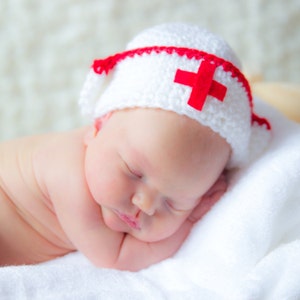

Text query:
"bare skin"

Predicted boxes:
[[0, 108, 230, 271]]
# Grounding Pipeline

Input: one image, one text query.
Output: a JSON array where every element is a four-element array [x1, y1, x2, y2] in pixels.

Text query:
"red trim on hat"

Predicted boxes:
[[92, 46, 271, 130], [252, 113, 271, 130]]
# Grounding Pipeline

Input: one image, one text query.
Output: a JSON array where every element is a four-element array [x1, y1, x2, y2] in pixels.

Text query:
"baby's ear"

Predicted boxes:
[[84, 113, 113, 145]]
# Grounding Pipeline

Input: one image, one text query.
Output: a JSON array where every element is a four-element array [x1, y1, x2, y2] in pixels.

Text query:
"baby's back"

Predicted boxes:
[[0, 132, 79, 265]]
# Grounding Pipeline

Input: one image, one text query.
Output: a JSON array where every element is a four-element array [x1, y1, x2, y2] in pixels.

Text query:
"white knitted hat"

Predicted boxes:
[[79, 23, 271, 168]]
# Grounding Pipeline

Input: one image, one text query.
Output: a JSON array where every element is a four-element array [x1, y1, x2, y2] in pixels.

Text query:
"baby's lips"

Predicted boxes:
[[115, 210, 141, 230]]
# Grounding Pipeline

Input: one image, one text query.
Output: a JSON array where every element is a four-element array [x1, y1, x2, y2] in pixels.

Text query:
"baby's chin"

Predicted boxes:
[[129, 226, 176, 243]]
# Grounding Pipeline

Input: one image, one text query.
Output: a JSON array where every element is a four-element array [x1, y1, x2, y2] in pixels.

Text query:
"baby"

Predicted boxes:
[[0, 23, 271, 271]]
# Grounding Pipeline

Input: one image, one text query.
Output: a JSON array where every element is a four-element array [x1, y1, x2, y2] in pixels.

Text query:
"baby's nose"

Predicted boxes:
[[132, 192, 156, 216]]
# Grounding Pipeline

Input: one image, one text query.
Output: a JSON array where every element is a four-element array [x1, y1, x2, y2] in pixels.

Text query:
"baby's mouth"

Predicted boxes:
[[114, 210, 141, 230]]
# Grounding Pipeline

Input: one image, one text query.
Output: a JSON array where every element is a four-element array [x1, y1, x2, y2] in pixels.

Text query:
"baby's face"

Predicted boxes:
[[84, 109, 230, 242]]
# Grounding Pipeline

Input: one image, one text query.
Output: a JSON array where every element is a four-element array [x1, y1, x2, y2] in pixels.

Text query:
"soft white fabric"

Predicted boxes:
[[0, 100, 300, 299]]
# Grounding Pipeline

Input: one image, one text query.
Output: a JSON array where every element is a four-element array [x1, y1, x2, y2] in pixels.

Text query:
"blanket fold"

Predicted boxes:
[[1, 99, 300, 300]]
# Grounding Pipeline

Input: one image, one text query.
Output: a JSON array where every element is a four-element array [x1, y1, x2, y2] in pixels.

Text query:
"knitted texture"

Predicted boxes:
[[79, 23, 271, 168]]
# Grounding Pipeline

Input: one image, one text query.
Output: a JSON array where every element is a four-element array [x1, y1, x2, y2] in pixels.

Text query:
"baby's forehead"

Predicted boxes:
[[108, 108, 229, 161], [113, 107, 215, 136], [111, 108, 226, 159]]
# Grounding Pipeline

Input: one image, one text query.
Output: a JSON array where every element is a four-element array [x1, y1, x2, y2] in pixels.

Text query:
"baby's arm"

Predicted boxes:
[[34, 129, 127, 268], [52, 190, 126, 268]]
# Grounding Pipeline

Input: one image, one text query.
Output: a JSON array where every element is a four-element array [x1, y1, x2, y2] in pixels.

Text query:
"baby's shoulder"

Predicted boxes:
[[33, 128, 87, 183]]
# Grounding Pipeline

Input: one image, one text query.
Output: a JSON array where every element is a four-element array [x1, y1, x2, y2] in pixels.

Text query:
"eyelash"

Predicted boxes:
[[125, 162, 143, 179], [165, 199, 174, 209], [131, 170, 143, 179], [165, 198, 190, 213], [165, 198, 179, 211]]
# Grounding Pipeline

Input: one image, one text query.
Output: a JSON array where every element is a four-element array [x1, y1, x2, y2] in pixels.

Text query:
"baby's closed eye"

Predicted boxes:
[[120, 156, 143, 180], [164, 198, 193, 214]]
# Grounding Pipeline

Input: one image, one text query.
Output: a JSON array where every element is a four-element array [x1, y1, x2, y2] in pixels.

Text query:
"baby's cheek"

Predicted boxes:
[[90, 176, 129, 208], [161, 214, 190, 239], [101, 207, 125, 233]]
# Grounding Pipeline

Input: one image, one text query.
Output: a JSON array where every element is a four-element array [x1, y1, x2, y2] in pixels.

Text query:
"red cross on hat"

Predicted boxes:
[[174, 60, 227, 111]]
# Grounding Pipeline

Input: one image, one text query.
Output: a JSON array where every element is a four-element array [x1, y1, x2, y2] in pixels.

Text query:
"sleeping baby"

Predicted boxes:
[[0, 23, 271, 271]]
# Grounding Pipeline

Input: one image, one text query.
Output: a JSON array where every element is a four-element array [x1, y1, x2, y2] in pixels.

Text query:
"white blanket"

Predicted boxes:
[[1, 100, 300, 300]]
